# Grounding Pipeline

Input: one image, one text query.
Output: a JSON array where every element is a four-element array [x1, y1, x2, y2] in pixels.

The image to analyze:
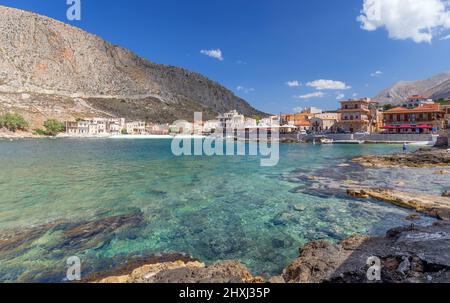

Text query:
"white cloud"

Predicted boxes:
[[371, 70, 383, 77], [236, 86, 255, 93], [286, 80, 301, 87], [358, 0, 450, 43], [352, 93, 359, 97], [306, 79, 351, 90], [200, 49, 224, 61], [336, 93, 345, 100], [441, 34, 450, 40], [293, 107, 303, 113], [295, 92, 326, 100]]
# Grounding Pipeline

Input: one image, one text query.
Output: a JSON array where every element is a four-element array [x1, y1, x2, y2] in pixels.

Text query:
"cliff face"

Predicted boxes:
[[0, 5, 264, 127], [374, 72, 450, 105]]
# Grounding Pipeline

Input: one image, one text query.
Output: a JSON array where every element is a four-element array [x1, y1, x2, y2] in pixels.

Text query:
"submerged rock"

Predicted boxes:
[[434, 170, 450, 175], [59, 211, 145, 250], [292, 204, 306, 212], [405, 214, 421, 221]]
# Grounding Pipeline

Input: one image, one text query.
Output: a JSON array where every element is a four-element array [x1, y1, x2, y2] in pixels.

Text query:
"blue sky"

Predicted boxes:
[[1, 0, 450, 114]]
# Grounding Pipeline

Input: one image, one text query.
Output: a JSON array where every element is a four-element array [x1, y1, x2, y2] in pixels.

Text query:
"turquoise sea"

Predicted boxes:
[[0, 139, 447, 282]]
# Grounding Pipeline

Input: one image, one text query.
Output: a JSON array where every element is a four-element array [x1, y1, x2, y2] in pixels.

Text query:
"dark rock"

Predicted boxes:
[[270, 212, 296, 226], [272, 239, 285, 249], [405, 214, 421, 221], [283, 222, 450, 283], [292, 204, 306, 212], [59, 211, 145, 250]]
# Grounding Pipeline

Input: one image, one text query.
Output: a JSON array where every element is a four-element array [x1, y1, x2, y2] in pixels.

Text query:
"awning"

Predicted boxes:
[[416, 125, 433, 129]]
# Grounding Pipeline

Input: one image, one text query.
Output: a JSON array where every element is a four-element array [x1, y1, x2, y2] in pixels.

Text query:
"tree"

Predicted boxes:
[[383, 104, 395, 111], [251, 115, 262, 123], [43, 119, 66, 136], [0, 113, 29, 132]]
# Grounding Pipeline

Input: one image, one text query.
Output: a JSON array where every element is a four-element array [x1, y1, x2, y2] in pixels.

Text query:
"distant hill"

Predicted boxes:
[[374, 72, 450, 105], [0, 5, 265, 128]]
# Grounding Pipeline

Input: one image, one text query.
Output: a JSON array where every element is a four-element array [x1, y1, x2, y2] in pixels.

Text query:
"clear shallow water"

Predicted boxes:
[[0, 139, 446, 282]]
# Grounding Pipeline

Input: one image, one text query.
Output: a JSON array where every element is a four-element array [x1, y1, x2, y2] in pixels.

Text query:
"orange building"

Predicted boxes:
[[337, 98, 378, 133], [281, 113, 312, 131], [382, 104, 445, 134]]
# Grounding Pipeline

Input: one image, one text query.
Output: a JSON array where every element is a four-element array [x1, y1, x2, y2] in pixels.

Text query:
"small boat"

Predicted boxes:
[[333, 140, 364, 144], [406, 141, 434, 147], [320, 138, 334, 144]]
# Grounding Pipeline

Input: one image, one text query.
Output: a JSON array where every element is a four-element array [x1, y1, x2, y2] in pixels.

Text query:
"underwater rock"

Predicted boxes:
[[270, 212, 297, 226], [59, 211, 145, 250], [292, 204, 306, 212], [434, 170, 450, 175], [272, 239, 286, 249], [405, 214, 421, 221], [0, 222, 60, 258]]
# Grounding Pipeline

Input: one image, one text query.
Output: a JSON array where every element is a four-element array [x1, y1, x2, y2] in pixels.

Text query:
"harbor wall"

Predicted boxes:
[[279, 133, 437, 143]]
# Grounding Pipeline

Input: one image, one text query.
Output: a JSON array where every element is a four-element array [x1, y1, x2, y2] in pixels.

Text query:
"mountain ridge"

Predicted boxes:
[[0, 5, 265, 128], [374, 72, 450, 104]]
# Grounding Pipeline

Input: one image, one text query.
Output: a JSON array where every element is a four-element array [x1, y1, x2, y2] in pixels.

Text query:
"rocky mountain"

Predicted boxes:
[[0, 5, 265, 128], [374, 72, 450, 105]]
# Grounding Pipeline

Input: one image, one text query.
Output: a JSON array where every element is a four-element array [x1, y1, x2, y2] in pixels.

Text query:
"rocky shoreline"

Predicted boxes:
[[92, 221, 449, 283], [353, 148, 450, 168], [0, 129, 45, 139], [92, 148, 450, 283]]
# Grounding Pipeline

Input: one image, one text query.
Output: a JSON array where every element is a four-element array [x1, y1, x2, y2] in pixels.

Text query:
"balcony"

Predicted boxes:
[[339, 118, 370, 123]]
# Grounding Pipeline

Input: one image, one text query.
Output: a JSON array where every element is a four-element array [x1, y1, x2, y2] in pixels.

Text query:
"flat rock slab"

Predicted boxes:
[[347, 188, 450, 220]]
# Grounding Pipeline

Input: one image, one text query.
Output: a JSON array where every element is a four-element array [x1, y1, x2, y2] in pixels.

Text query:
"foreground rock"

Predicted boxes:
[[283, 222, 450, 283], [353, 148, 450, 168], [347, 188, 450, 220], [97, 260, 263, 283]]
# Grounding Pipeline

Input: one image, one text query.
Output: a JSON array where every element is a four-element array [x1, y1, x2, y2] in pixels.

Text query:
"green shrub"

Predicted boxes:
[[33, 129, 47, 136], [43, 119, 65, 136], [0, 113, 29, 132]]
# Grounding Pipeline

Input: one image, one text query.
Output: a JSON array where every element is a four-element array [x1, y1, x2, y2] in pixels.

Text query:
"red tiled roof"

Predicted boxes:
[[407, 95, 427, 100], [384, 104, 442, 114]]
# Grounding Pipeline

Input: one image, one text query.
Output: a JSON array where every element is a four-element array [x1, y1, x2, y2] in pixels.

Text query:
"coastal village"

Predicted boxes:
[[60, 95, 450, 145]]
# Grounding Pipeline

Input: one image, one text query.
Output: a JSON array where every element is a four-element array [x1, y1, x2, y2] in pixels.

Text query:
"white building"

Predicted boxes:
[[126, 121, 146, 135], [66, 118, 125, 136], [204, 120, 221, 133], [147, 123, 170, 135], [169, 121, 193, 134], [402, 95, 434, 109], [303, 107, 323, 115], [259, 116, 280, 127]]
